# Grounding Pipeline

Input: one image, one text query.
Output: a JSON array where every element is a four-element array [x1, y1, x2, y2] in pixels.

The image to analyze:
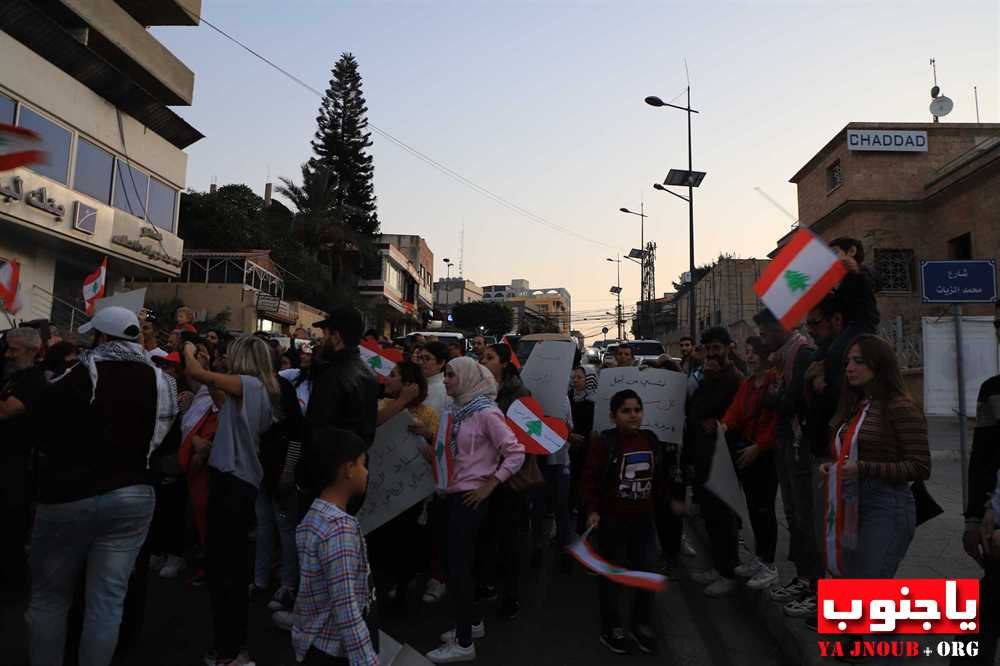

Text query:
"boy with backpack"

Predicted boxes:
[[582, 389, 672, 656]]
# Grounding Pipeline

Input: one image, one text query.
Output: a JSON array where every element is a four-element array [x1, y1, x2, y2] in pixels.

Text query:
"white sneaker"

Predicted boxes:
[[746, 563, 779, 590], [689, 569, 719, 585], [427, 641, 476, 663], [440, 621, 485, 643], [159, 555, 184, 579], [704, 576, 738, 598], [423, 578, 447, 603], [267, 585, 295, 611], [733, 557, 763, 578], [784, 595, 817, 618], [272, 609, 293, 632], [680, 534, 697, 558]]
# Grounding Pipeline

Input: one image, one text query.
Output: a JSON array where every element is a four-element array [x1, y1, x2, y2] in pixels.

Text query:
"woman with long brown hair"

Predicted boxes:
[[819, 334, 930, 582]]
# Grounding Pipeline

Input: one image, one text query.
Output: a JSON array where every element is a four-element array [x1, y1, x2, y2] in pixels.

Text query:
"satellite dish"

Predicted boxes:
[[930, 95, 954, 117]]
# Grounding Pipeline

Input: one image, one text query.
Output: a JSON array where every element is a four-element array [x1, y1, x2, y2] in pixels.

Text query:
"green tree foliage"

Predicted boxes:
[[451, 301, 514, 336], [177, 185, 356, 313]]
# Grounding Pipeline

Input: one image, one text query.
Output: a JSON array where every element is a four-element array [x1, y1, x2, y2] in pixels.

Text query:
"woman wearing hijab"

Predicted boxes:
[[426, 357, 525, 664]]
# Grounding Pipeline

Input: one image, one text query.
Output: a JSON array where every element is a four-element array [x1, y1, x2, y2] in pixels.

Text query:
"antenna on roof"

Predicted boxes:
[[459, 223, 465, 278], [928, 58, 954, 123]]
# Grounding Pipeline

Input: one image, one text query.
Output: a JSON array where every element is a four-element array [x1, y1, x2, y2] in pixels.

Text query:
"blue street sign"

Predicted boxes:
[[920, 260, 997, 303]]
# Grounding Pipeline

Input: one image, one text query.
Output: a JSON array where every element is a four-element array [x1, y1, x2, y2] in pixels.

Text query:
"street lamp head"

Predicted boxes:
[[645, 96, 666, 107], [619, 207, 631, 214], [606, 257, 615, 262], [653, 183, 666, 191], [443, 258, 450, 264]]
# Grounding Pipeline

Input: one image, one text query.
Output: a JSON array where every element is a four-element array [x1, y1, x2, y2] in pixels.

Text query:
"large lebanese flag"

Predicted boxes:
[[0, 259, 23, 314], [360, 338, 403, 379], [505, 396, 569, 455], [0, 123, 45, 171], [753, 228, 847, 330], [83, 258, 107, 316]]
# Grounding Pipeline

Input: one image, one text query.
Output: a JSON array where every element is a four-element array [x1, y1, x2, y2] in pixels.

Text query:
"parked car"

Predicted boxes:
[[626, 339, 666, 366], [514, 333, 575, 365]]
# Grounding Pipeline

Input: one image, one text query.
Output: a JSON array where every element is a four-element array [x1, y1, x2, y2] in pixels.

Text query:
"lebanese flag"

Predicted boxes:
[[501, 336, 521, 369], [0, 123, 45, 171], [432, 413, 456, 491], [82, 258, 107, 315], [753, 228, 848, 330], [505, 396, 569, 455], [566, 529, 667, 591], [360, 338, 403, 379], [0, 259, 23, 314]]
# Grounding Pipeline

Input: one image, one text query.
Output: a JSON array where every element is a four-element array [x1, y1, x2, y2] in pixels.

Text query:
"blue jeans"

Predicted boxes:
[[254, 490, 299, 589], [29, 485, 155, 666], [848, 478, 915, 579]]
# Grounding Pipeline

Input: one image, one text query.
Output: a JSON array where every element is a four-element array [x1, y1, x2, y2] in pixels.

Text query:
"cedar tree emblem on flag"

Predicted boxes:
[[784, 270, 810, 292]]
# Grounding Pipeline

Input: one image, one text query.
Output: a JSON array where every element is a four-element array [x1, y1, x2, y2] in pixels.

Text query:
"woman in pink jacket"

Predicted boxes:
[[426, 357, 525, 664]]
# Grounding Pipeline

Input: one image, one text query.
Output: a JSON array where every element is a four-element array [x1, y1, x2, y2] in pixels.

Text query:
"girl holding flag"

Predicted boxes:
[[426, 357, 524, 664], [820, 335, 929, 582]]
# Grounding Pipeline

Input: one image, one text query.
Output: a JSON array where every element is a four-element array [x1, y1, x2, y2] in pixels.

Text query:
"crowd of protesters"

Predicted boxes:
[[9, 236, 1000, 666]]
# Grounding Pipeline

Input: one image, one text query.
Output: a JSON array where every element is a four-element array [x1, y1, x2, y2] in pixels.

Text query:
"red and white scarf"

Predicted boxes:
[[824, 400, 869, 577]]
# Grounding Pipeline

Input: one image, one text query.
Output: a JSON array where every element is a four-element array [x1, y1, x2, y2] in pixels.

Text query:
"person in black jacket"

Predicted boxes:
[[300, 306, 379, 514], [675, 326, 743, 598], [958, 304, 1000, 665]]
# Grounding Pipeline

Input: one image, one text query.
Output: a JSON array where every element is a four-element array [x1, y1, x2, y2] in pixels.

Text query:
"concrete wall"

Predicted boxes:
[[138, 282, 256, 332], [0, 33, 188, 188], [59, 0, 195, 105]]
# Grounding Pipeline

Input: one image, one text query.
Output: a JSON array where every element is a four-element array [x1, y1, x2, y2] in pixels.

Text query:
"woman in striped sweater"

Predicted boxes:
[[820, 334, 930, 581]]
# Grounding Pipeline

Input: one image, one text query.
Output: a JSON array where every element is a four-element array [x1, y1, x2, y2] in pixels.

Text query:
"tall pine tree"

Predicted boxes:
[[308, 52, 379, 237]]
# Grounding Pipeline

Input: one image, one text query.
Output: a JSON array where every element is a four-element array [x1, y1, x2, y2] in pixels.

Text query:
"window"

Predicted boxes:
[[73, 138, 114, 204], [147, 177, 177, 232], [17, 107, 71, 184], [874, 249, 913, 292], [0, 93, 14, 124], [826, 160, 844, 192], [948, 233, 972, 260], [113, 160, 149, 219]]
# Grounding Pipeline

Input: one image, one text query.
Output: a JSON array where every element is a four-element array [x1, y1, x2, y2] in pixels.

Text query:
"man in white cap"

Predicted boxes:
[[28, 306, 177, 666]]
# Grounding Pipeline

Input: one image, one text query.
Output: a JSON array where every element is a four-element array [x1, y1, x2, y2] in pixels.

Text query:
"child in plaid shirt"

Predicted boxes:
[[292, 426, 378, 666]]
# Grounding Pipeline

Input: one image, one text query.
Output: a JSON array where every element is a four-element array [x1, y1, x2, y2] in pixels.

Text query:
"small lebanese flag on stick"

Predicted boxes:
[[501, 336, 521, 369], [432, 413, 456, 491], [753, 228, 848, 330], [360, 338, 403, 379], [0, 123, 46, 171], [0, 259, 23, 314], [566, 527, 667, 591], [82, 257, 107, 316], [505, 396, 569, 455]]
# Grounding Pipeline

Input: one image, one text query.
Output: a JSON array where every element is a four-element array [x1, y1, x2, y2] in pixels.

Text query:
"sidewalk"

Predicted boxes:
[[687, 455, 982, 666]]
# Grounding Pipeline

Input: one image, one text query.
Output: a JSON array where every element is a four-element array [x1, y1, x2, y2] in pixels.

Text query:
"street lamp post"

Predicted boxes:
[[619, 203, 651, 339], [443, 258, 452, 318], [647, 89, 704, 341], [607, 256, 624, 340]]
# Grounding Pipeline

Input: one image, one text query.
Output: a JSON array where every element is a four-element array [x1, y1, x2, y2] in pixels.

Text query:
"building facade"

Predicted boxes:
[[433, 277, 483, 313], [134, 250, 327, 336], [0, 1, 203, 330], [776, 122, 1000, 367], [670, 258, 769, 346], [482, 279, 573, 334], [357, 234, 434, 337]]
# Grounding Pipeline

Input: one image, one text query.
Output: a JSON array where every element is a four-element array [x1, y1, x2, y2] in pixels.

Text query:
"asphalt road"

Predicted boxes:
[[1, 517, 789, 666]]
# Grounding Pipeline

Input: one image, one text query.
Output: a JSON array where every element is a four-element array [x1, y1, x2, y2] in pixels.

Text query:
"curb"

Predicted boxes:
[[685, 514, 825, 666]]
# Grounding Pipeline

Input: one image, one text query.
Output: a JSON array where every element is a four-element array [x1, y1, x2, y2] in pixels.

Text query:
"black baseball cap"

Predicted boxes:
[[313, 306, 364, 345]]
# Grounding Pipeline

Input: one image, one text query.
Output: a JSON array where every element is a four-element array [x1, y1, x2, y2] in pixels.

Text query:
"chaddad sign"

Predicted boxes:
[[847, 130, 927, 152]]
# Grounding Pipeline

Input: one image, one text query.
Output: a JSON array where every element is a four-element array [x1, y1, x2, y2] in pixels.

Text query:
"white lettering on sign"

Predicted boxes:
[[847, 130, 928, 152]]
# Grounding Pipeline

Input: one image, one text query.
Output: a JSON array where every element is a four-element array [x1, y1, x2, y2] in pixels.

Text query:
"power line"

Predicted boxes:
[[175, 6, 618, 250]]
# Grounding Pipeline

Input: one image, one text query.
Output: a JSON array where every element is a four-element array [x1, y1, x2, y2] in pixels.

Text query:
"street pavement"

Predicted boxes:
[[0, 421, 979, 666]]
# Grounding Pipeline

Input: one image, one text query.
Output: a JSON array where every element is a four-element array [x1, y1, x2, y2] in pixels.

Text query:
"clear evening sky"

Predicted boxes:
[[154, 1, 998, 339]]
